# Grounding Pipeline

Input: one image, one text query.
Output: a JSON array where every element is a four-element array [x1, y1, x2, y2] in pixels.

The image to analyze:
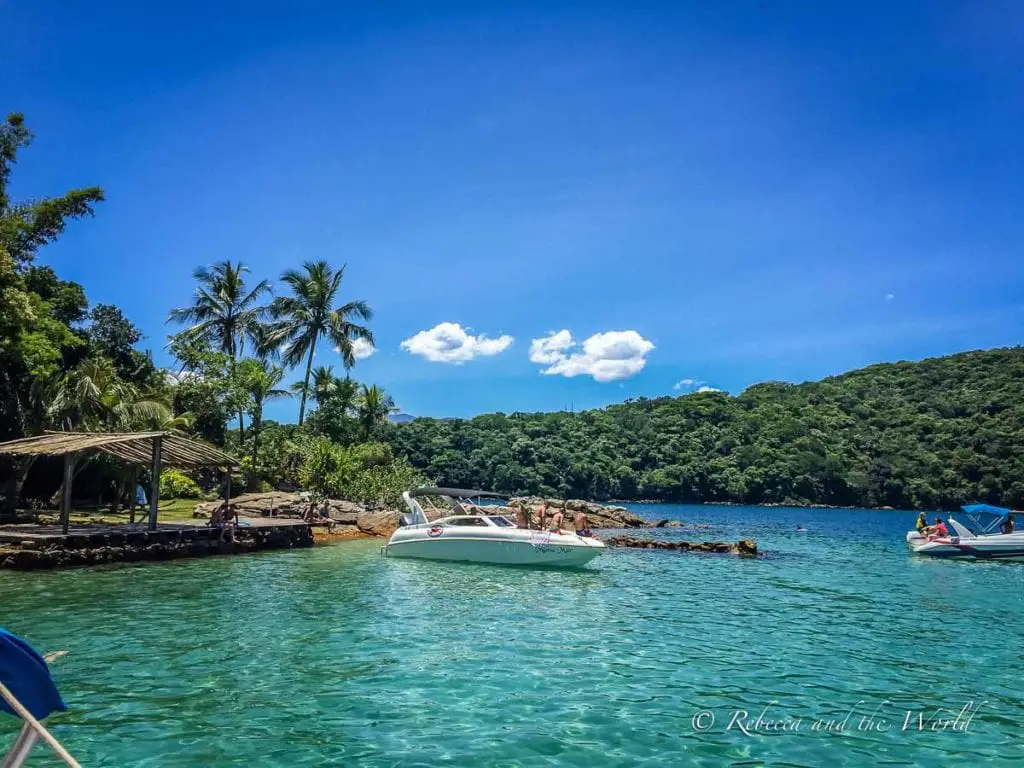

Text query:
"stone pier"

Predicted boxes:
[[0, 518, 314, 570]]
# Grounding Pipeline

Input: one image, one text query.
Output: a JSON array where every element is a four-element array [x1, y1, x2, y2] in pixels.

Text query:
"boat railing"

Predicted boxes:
[[0, 681, 81, 768]]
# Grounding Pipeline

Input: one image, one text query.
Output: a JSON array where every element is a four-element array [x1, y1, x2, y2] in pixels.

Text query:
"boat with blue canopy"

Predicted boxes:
[[907, 504, 1023, 560]]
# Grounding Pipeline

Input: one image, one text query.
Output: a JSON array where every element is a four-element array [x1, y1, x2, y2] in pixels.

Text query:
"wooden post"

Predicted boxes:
[[127, 467, 138, 525], [148, 436, 162, 531], [224, 469, 234, 527], [60, 453, 75, 536]]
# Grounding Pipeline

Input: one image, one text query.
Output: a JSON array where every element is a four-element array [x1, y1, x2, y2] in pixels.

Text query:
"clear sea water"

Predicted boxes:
[[2, 504, 1023, 767]]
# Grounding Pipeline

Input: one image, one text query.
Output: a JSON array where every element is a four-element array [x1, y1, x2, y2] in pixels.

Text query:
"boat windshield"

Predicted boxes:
[[959, 504, 1013, 535], [486, 516, 515, 527], [445, 517, 490, 527]]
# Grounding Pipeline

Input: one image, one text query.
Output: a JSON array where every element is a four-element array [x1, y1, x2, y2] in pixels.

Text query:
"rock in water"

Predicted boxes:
[[356, 509, 400, 537], [733, 539, 758, 557], [603, 535, 758, 557]]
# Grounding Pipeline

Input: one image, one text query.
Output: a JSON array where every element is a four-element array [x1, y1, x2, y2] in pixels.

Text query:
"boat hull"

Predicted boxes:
[[385, 530, 605, 567], [906, 531, 1024, 560]]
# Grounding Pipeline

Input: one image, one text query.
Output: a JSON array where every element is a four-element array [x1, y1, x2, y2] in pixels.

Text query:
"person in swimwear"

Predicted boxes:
[[514, 505, 528, 529], [549, 506, 565, 534], [574, 510, 592, 537]]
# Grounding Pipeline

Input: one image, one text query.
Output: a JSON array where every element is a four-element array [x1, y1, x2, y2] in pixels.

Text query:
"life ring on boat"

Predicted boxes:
[[427, 526, 444, 538]]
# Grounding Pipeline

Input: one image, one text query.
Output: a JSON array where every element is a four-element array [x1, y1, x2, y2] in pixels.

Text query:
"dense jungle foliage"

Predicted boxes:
[[389, 348, 1024, 510]]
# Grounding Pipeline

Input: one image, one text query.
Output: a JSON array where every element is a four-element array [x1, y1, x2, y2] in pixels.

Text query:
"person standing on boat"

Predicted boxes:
[[535, 503, 547, 530], [574, 509, 593, 537]]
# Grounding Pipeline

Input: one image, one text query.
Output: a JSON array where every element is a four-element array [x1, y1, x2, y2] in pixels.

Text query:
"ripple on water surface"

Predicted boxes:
[[2, 504, 1023, 767]]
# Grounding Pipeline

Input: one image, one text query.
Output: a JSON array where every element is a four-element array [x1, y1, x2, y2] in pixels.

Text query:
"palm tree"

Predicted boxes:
[[239, 359, 290, 468], [290, 365, 340, 405], [265, 261, 373, 425], [46, 358, 180, 514], [167, 260, 271, 438], [312, 365, 339, 403], [357, 384, 397, 440], [332, 376, 360, 415], [50, 358, 174, 432]]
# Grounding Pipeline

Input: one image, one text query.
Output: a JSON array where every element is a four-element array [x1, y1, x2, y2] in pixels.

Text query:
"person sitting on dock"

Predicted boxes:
[[574, 510, 593, 538], [304, 502, 335, 531], [1001, 511, 1015, 534], [209, 501, 228, 526], [318, 499, 336, 530], [208, 501, 236, 543]]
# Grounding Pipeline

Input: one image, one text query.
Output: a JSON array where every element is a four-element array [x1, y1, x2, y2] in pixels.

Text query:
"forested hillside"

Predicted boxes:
[[389, 348, 1024, 510]]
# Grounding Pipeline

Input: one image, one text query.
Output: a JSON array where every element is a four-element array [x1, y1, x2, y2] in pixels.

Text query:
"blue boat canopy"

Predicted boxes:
[[0, 628, 66, 721], [959, 504, 1013, 535]]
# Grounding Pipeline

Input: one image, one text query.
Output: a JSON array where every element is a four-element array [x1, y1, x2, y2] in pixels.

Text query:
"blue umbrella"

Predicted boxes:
[[0, 628, 66, 721]]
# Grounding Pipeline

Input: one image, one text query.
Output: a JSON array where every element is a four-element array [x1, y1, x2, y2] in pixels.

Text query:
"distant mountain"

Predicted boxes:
[[388, 413, 415, 424]]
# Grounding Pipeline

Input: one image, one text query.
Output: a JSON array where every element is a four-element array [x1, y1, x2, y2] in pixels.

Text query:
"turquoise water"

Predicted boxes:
[[2, 504, 1023, 766]]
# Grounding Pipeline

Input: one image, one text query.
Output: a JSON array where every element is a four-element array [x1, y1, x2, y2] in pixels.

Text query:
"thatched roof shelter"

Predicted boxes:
[[0, 431, 239, 469], [0, 431, 239, 534]]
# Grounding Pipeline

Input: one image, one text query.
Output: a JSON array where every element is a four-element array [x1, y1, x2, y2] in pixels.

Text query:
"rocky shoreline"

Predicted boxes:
[[191, 492, 718, 538]]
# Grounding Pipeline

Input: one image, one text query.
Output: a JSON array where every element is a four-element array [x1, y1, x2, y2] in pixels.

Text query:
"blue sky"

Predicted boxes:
[[5, 1, 1023, 420]]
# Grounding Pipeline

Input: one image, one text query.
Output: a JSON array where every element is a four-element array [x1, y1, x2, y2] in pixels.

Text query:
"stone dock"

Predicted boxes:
[[0, 518, 315, 570]]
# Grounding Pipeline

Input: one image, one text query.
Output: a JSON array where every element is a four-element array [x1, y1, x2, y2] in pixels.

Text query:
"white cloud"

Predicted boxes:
[[528, 329, 575, 365], [400, 322, 514, 364], [885, 293, 896, 301], [530, 329, 654, 382], [346, 338, 376, 360]]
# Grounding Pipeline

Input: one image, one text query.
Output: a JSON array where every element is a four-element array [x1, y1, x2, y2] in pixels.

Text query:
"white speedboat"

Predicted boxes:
[[907, 504, 1024, 560], [383, 488, 605, 567]]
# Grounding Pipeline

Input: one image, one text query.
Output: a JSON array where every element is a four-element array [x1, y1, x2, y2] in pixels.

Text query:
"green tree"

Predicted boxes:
[[386, 347, 1024, 510], [167, 260, 270, 439], [0, 114, 105, 268], [167, 336, 236, 446], [266, 261, 373, 425], [49, 358, 173, 433], [237, 358, 290, 470], [357, 384, 397, 441], [87, 303, 156, 383], [304, 375, 360, 445], [0, 113, 104, 518]]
